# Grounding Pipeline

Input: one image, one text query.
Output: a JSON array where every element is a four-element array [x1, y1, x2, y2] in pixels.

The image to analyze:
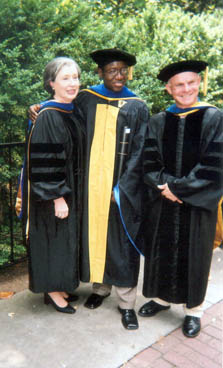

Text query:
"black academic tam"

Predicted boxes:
[[89, 48, 137, 68], [157, 60, 208, 82]]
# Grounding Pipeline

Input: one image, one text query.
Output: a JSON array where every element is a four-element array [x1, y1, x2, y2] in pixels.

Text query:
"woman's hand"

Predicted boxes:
[[54, 197, 69, 219]]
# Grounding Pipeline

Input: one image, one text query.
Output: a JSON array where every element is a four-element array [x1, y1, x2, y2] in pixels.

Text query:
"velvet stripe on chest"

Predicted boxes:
[[162, 111, 203, 177], [162, 113, 178, 176], [181, 110, 203, 176]]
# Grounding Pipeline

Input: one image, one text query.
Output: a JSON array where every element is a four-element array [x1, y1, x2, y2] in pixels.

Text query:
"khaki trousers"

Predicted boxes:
[[154, 297, 204, 317], [92, 282, 137, 309]]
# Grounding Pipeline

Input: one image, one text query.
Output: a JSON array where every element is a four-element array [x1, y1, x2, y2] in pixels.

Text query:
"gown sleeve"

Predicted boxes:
[[119, 101, 149, 193], [144, 108, 223, 211], [29, 109, 72, 201], [74, 91, 89, 123], [118, 101, 150, 240]]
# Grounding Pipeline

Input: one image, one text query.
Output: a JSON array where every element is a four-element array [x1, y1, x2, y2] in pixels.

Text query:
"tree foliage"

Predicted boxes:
[[156, 0, 223, 14], [86, 0, 223, 18], [0, 0, 222, 142]]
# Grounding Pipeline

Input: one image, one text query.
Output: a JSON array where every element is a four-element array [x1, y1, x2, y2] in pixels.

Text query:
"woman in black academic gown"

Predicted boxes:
[[25, 57, 84, 314]]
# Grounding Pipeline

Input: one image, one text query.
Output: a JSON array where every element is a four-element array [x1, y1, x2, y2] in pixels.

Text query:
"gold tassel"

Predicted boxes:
[[203, 66, 208, 96], [128, 66, 133, 80]]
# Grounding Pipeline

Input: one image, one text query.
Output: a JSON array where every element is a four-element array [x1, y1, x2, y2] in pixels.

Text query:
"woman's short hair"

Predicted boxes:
[[43, 57, 81, 95]]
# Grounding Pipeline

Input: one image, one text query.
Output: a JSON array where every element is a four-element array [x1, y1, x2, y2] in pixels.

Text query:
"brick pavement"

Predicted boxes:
[[120, 300, 222, 368]]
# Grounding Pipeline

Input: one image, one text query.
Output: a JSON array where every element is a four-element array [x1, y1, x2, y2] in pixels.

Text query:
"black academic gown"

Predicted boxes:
[[142, 107, 223, 308], [26, 103, 83, 293], [75, 88, 149, 287]]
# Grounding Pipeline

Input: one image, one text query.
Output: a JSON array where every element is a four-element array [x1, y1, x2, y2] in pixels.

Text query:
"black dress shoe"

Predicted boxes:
[[118, 307, 139, 330], [84, 293, 110, 309], [44, 293, 76, 314], [138, 300, 170, 317], [182, 316, 201, 338], [65, 294, 79, 303]]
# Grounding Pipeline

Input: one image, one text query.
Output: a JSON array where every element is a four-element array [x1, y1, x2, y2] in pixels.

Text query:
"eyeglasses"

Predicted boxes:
[[104, 67, 129, 78]]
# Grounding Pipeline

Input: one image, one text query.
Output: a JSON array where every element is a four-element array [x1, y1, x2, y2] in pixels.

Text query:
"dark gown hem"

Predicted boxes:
[[142, 293, 203, 307], [142, 286, 208, 307], [29, 283, 79, 294]]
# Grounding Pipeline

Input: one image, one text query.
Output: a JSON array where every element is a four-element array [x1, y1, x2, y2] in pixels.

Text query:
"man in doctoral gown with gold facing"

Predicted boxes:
[[76, 49, 149, 330], [139, 60, 223, 337]]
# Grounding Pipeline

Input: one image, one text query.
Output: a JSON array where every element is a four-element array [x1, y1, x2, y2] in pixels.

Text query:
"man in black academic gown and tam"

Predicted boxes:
[[76, 48, 149, 330], [139, 60, 223, 337]]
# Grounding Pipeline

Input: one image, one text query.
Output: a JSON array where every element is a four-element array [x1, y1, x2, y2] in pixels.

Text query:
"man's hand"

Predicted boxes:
[[54, 197, 69, 219], [157, 183, 183, 204], [28, 104, 41, 123]]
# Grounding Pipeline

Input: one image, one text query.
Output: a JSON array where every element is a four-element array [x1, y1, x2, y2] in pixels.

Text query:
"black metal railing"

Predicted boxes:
[[0, 142, 27, 268]]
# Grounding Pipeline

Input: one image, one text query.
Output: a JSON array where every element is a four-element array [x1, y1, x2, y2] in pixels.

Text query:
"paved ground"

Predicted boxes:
[[0, 248, 222, 368], [121, 301, 222, 368]]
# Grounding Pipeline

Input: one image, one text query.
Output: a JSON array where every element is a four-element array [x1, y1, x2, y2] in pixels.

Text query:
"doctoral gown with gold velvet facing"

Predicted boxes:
[[142, 106, 223, 308], [75, 85, 149, 287], [26, 101, 83, 293]]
